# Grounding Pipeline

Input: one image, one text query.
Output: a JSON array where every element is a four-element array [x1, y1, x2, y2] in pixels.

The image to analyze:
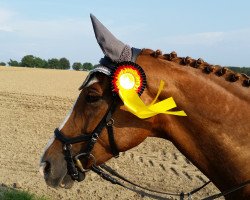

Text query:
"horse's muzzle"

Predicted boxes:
[[39, 161, 83, 188]]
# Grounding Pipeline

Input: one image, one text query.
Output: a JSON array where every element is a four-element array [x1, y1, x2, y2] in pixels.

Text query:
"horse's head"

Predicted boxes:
[[39, 15, 250, 199], [40, 14, 156, 188]]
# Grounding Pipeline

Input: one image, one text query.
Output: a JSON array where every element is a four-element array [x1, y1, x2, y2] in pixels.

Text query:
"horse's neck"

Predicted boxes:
[[137, 52, 250, 198]]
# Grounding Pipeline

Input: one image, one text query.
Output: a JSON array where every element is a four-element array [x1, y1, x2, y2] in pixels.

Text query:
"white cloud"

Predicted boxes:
[[0, 25, 13, 32], [0, 13, 102, 64], [141, 28, 250, 66], [0, 8, 14, 22], [156, 31, 224, 46], [154, 28, 250, 48], [13, 18, 92, 39], [0, 8, 15, 32]]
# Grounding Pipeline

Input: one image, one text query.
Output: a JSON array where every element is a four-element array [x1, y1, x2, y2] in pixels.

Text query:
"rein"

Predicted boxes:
[[92, 164, 250, 200], [92, 164, 211, 200]]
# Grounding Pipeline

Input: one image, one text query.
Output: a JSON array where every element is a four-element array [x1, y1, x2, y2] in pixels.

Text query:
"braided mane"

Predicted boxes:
[[149, 49, 250, 88]]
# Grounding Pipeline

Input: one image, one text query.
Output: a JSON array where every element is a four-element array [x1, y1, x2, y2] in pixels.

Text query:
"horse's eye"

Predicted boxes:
[[85, 95, 102, 103]]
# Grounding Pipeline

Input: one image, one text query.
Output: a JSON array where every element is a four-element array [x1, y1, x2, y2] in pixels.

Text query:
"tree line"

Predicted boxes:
[[0, 55, 250, 75], [0, 55, 95, 71], [228, 67, 250, 76]]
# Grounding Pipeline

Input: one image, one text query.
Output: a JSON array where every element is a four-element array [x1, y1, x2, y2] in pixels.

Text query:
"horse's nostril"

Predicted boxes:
[[40, 161, 51, 177], [44, 161, 51, 175]]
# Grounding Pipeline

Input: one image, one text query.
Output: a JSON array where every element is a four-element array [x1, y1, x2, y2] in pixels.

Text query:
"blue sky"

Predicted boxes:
[[0, 0, 250, 66]]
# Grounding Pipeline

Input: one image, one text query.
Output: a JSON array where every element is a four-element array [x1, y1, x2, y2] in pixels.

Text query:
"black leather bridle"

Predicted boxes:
[[54, 48, 142, 182], [54, 97, 119, 181]]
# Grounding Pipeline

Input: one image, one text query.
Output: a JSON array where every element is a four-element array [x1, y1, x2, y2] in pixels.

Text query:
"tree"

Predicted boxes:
[[20, 55, 47, 68], [72, 62, 82, 71], [8, 59, 20, 67], [34, 57, 47, 68], [21, 55, 36, 67], [82, 62, 93, 71], [47, 58, 60, 69], [0, 62, 6, 66], [59, 57, 70, 69]]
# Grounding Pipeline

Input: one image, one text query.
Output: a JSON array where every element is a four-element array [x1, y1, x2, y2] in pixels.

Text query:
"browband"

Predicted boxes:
[[80, 48, 141, 89]]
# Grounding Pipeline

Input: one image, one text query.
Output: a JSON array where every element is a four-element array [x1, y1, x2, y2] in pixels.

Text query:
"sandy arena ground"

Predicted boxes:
[[0, 66, 223, 200]]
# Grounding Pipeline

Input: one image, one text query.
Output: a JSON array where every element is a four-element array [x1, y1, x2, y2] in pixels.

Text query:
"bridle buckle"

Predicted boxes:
[[106, 118, 114, 126], [92, 132, 99, 141], [63, 144, 72, 151]]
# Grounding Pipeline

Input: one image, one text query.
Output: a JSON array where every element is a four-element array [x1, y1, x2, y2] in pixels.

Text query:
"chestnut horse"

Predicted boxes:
[[40, 14, 250, 199]]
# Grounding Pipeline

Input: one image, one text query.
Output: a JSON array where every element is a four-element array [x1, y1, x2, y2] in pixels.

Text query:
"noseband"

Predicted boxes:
[[54, 98, 119, 181]]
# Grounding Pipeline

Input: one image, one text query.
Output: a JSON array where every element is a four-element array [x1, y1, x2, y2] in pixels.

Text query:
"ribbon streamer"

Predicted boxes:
[[118, 81, 187, 119]]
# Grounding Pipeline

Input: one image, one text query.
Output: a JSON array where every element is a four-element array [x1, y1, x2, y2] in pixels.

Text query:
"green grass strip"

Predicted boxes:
[[0, 187, 49, 200]]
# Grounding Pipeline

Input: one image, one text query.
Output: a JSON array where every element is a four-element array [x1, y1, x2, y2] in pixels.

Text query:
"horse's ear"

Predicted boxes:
[[90, 14, 132, 62]]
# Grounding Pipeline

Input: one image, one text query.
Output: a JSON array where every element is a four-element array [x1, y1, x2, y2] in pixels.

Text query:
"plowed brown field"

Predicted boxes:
[[0, 66, 222, 200]]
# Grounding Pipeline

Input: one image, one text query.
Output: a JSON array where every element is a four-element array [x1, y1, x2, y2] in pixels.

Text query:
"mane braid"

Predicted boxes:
[[150, 49, 250, 88]]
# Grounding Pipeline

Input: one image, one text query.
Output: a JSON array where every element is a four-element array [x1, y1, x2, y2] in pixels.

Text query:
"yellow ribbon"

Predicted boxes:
[[118, 80, 187, 119]]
